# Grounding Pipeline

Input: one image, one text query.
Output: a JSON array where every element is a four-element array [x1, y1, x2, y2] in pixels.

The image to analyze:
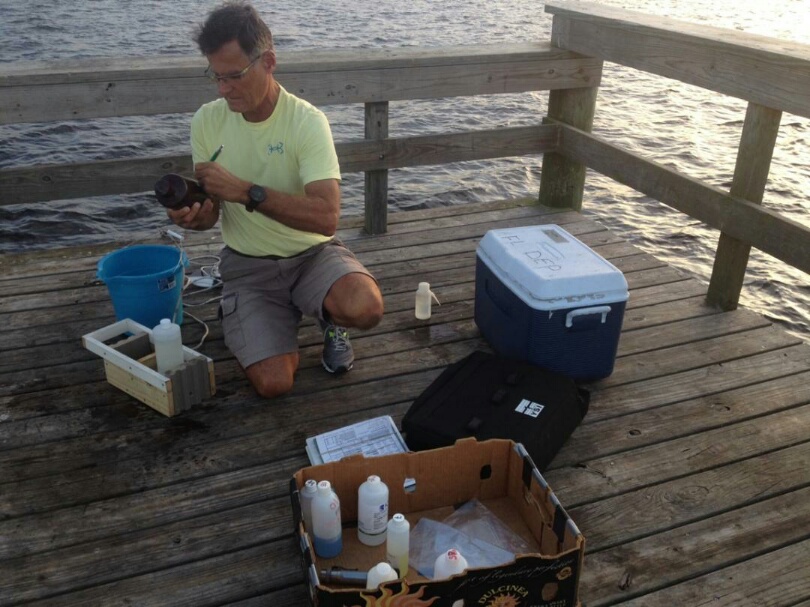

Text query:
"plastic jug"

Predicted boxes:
[[300, 479, 318, 532], [311, 481, 342, 558], [366, 562, 398, 589], [433, 548, 468, 580], [358, 475, 389, 546], [415, 282, 440, 319], [386, 513, 410, 576], [152, 318, 184, 374]]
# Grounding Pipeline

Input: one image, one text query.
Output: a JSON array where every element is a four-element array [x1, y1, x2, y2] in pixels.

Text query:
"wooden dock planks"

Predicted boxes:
[[1, 200, 809, 606]]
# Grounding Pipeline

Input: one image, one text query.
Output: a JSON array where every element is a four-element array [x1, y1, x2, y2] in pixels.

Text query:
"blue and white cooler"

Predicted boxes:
[[474, 225, 628, 380]]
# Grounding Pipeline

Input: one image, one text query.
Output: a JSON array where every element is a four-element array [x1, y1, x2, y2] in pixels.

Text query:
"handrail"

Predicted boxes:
[[0, 125, 560, 205], [544, 0, 810, 118], [0, 43, 600, 125]]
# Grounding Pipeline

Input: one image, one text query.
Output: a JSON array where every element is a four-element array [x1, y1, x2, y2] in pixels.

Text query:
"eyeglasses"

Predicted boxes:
[[204, 54, 262, 84]]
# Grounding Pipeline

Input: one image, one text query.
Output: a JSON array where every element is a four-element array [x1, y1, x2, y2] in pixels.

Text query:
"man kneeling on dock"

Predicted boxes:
[[167, 1, 383, 398]]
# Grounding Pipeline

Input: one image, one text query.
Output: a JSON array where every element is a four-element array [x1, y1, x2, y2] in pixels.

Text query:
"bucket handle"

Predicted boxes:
[[565, 305, 611, 328]]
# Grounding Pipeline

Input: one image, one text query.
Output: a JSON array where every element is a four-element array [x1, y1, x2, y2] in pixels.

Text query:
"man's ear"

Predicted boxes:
[[262, 50, 277, 73]]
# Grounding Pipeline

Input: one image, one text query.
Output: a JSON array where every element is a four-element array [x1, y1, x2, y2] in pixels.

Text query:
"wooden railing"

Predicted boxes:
[[0, 44, 600, 235], [542, 0, 810, 309], [1, 1, 808, 311]]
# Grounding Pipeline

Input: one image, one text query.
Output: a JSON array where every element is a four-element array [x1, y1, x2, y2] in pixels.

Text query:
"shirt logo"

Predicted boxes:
[[515, 398, 545, 418], [267, 142, 285, 155]]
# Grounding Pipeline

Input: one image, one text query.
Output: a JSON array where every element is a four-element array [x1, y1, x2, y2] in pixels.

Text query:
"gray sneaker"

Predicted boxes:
[[320, 320, 354, 374]]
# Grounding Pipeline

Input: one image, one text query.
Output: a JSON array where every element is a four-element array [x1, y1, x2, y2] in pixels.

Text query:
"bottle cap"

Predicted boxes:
[[317, 480, 332, 494]]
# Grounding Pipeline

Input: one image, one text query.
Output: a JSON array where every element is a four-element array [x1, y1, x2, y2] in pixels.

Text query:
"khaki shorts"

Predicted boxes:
[[217, 239, 374, 368]]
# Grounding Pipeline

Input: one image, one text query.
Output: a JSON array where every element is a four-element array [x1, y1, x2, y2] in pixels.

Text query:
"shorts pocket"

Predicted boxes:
[[218, 292, 246, 352]]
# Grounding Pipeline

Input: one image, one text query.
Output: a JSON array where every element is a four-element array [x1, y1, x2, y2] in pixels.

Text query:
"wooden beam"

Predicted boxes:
[[364, 102, 389, 235], [554, 121, 810, 275], [538, 14, 602, 211], [0, 125, 560, 205], [545, 1, 810, 118], [0, 44, 602, 124], [706, 103, 782, 310]]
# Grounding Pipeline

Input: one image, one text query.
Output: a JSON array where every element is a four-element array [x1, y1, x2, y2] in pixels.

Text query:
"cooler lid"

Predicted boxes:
[[477, 225, 629, 308]]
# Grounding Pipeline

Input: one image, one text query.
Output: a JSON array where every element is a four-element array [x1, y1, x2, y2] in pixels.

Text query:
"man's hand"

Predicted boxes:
[[166, 198, 220, 231], [195, 161, 251, 204]]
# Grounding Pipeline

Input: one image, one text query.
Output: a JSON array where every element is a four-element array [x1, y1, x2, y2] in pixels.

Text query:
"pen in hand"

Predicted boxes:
[[209, 144, 224, 162]]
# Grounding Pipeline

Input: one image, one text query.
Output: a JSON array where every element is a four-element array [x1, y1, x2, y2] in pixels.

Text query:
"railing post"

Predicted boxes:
[[706, 102, 782, 310], [364, 101, 389, 234], [539, 15, 601, 211]]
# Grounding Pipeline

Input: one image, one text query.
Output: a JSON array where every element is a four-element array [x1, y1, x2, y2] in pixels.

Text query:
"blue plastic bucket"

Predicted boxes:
[[97, 244, 189, 328]]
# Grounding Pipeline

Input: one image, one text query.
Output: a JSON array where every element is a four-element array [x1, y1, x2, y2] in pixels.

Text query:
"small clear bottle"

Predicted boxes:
[[357, 475, 389, 546], [366, 562, 398, 589], [311, 481, 343, 558], [386, 513, 410, 576], [152, 318, 184, 374], [299, 479, 318, 533], [415, 282, 440, 319]]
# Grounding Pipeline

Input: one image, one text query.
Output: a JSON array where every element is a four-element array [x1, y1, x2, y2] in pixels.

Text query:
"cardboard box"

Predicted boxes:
[[290, 438, 585, 607], [82, 318, 215, 417], [475, 225, 628, 380]]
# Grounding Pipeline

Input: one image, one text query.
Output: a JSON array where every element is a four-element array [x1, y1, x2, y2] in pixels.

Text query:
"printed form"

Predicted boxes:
[[306, 416, 408, 465]]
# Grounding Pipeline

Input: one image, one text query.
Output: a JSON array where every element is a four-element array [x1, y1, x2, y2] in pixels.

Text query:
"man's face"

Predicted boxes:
[[205, 40, 272, 115]]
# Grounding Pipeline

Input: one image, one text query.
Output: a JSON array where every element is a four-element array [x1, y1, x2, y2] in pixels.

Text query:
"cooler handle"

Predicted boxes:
[[565, 305, 612, 328]]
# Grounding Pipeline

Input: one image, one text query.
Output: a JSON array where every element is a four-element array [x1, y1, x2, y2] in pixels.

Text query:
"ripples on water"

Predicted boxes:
[[0, 0, 807, 338]]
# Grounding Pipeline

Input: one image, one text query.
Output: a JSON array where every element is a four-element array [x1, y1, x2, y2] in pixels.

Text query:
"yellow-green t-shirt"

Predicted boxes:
[[190, 86, 341, 257]]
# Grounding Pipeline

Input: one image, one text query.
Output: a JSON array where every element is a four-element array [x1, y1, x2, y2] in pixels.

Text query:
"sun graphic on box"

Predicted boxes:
[[354, 583, 439, 607], [486, 595, 521, 607]]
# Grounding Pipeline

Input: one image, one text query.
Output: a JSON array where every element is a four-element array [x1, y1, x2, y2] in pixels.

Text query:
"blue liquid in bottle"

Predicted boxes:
[[314, 534, 343, 559]]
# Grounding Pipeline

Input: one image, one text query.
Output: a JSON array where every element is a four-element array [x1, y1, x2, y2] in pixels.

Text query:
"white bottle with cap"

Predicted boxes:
[[311, 480, 343, 558], [357, 475, 389, 546], [415, 282, 440, 320], [366, 562, 398, 589], [433, 548, 468, 580], [152, 318, 184, 374], [299, 479, 318, 532], [386, 513, 410, 576]]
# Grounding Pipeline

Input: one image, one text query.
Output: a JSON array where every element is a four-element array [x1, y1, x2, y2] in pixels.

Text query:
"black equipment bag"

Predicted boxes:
[[401, 351, 589, 471]]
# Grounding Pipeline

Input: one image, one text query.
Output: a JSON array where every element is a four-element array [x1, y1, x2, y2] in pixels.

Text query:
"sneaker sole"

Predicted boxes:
[[322, 358, 353, 374]]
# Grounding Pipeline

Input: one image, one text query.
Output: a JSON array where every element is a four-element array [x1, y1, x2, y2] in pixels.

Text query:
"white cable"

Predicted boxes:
[[183, 310, 210, 350]]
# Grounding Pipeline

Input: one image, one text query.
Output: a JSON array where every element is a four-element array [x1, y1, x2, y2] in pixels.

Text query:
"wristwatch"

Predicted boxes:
[[246, 184, 266, 212]]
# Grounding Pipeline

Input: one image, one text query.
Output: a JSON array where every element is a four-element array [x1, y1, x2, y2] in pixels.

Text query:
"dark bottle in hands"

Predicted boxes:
[[154, 174, 208, 209]]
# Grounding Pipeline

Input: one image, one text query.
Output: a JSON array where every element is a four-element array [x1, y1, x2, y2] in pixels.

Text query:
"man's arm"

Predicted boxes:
[[194, 161, 340, 236]]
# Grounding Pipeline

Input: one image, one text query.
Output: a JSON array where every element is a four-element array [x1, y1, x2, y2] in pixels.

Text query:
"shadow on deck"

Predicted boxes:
[[1, 199, 809, 606]]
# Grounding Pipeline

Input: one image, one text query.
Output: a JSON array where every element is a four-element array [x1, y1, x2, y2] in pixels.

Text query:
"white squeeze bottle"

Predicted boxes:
[[358, 475, 389, 546], [415, 282, 440, 320], [299, 479, 318, 532], [311, 481, 343, 558], [386, 513, 410, 576], [366, 562, 398, 589], [433, 548, 468, 580], [152, 318, 184, 374]]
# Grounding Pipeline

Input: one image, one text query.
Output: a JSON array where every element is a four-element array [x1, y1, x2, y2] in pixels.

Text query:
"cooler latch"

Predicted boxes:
[[565, 305, 612, 328]]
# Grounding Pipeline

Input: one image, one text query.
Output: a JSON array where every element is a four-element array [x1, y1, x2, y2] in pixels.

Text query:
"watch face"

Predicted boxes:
[[249, 185, 266, 203]]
